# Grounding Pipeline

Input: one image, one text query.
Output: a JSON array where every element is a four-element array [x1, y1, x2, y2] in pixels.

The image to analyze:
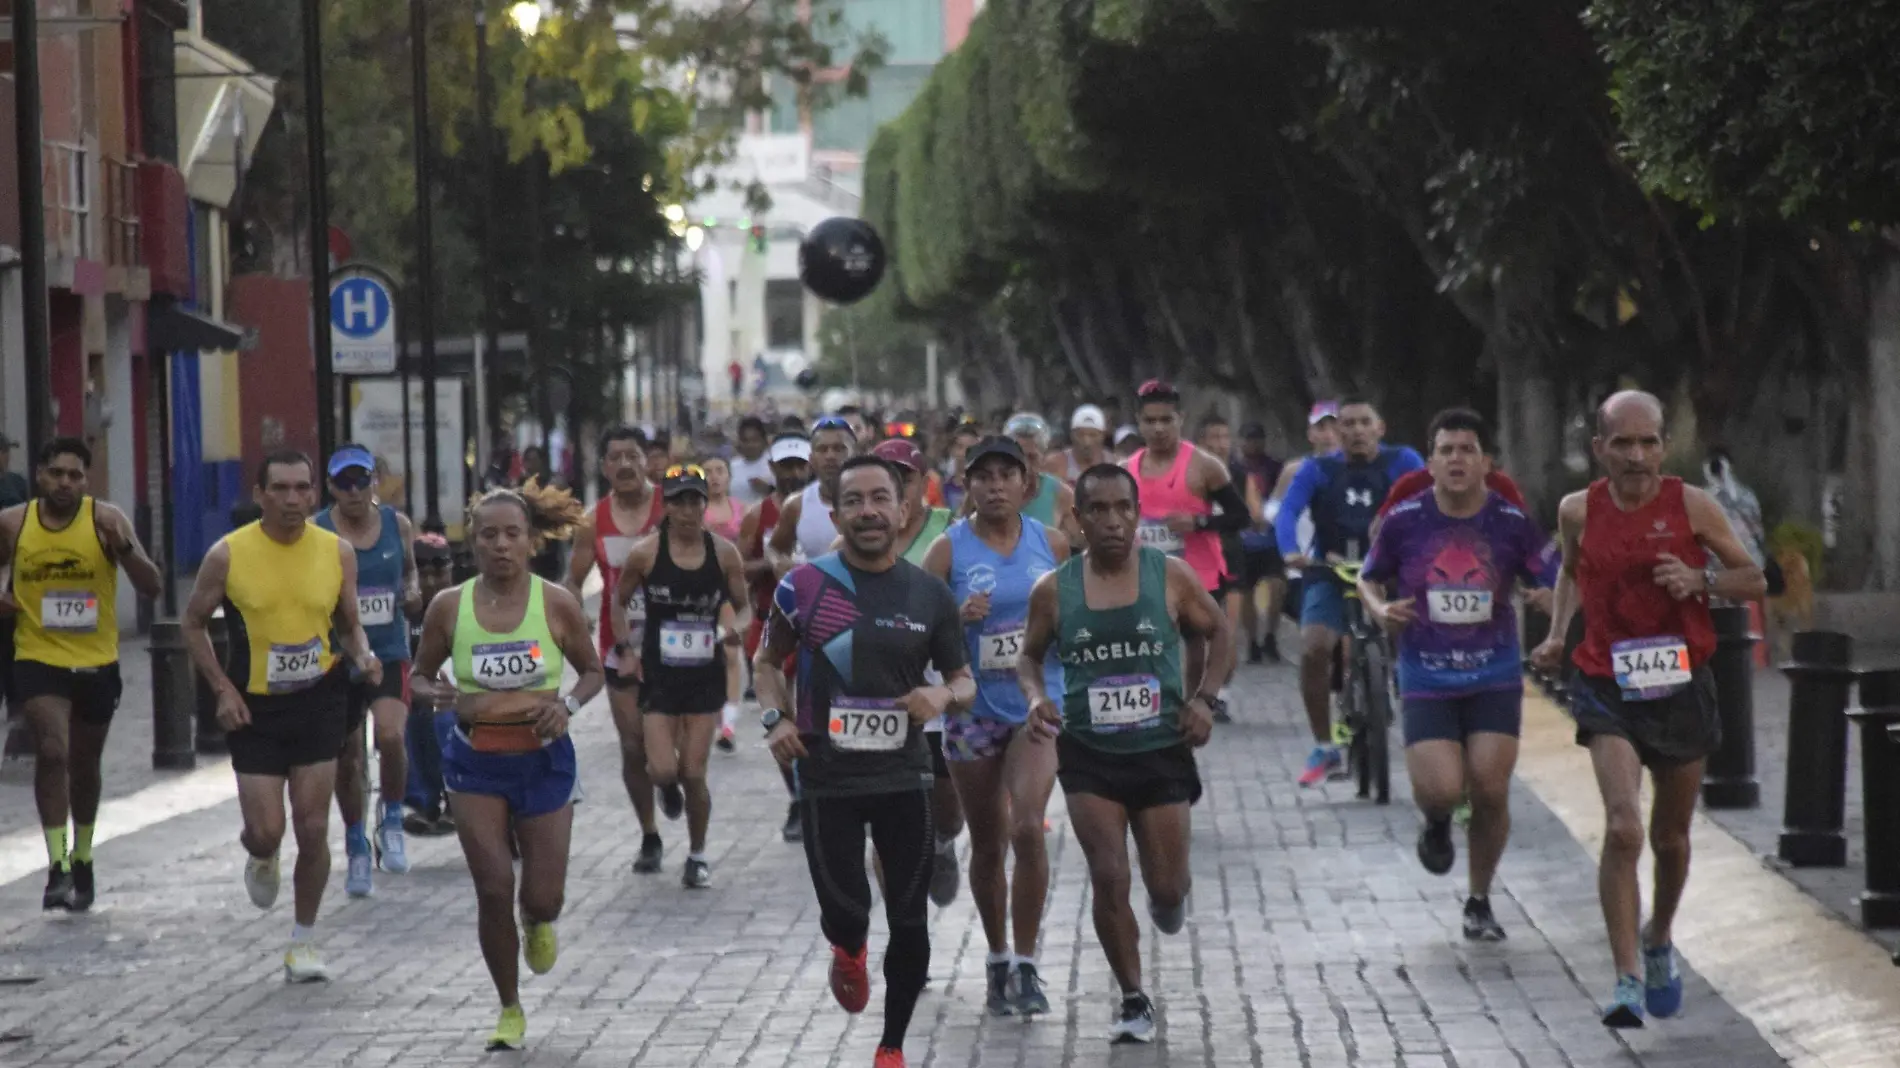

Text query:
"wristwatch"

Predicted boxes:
[[761, 707, 787, 734], [1702, 565, 1719, 599], [562, 694, 582, 716]]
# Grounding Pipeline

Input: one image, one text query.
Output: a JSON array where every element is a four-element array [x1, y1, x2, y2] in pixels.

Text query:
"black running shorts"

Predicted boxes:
[[1055, 733, 1202, 812]]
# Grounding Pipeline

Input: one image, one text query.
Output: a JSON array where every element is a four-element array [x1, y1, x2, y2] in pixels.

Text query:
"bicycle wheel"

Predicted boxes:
[[1350, 647, 1373, 800], [1364, 640, 1393, 806]]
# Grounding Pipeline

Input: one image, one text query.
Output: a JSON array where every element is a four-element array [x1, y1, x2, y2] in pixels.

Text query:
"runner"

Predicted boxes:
[[939, 421, 984, 513], [1195, 413, 1249, 716], [410, 482, 603, 1049], [1233, 422, 1286, 662], [1123, 381, 1250, 721], [738, 432, 814, 836], [1050, 405, 1109, 483], [701, 455, 747, 543], [922, 436, 1068, 1016], [401, 533, 458, 836], [643, 433, 672, 485], [611, 464, 752, 889], [1355, 409, 1552, 941], [182, 450, 379, 982], [0, 437, 161, 911], [315, 443, 422, 896], [1019, 463, 1229, 1043], [729, 416, 776, 507], [755, 454, 974, 1068], [1530, 390, 1764, 1028], [564, 425, 668, 873], [999, 414, 1078, 541], [767, 414, 858, 577], [1111, 425, 1141, 461], [1274, 397, 1423, 785]]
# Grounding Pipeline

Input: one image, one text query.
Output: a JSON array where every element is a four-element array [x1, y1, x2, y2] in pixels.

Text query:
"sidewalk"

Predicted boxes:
[[0, 660, 1810, 1067]]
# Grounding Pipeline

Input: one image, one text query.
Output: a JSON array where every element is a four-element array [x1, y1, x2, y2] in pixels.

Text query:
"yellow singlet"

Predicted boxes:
[[13, 497, 118, 668], [221, 521, 343, 695]]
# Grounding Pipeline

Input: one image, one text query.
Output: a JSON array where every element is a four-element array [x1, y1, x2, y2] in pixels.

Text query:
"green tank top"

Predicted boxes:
[[1056, 547, 1184, 753], [1025, 473, 1061, 527], [902, 507, 952, 566], [453, 576, 564, 693]]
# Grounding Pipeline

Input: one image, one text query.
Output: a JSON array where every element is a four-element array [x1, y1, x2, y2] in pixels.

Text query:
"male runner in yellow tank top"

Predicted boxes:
[[0, 437, 161, 911], [183, 450, 379, 983]]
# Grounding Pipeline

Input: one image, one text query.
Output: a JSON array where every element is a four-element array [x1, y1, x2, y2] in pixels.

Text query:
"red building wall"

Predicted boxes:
[[229, 274, 317, 473]]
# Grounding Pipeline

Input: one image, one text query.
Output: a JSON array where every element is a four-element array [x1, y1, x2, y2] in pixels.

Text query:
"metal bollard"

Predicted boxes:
[[147, 620, 196, 770], [1702, 605, 1760, 808], [192, 615, 230, 754], [1778, 631, 1855, 867], [1846, 669, 1900, 927]]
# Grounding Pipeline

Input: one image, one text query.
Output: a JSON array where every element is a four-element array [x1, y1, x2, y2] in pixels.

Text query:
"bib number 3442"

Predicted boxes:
[[1611, 636, 1691, 700]]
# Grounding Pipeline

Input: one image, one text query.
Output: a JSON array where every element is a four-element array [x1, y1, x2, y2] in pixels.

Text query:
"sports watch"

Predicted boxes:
[[1702, 565, 1719, 600], [563, 694, 582, 716], [761, 707, 788, 734]]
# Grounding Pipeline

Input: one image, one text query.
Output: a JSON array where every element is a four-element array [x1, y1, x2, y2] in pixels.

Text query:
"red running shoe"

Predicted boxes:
[[830, 944, 870, 1013], [873, 1047, 906, 1068]]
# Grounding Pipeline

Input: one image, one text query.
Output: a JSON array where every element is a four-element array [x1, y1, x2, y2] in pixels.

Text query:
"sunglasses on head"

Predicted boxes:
[[332, 469, 373, 491], [811, 416, 857, 437], [1136, 379, 1176, 399], [885, 421, 917, 438], [664, 463, 706, 480]]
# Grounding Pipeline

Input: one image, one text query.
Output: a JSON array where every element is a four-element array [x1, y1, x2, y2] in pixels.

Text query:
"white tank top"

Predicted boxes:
[[796, 482, 836, 561]]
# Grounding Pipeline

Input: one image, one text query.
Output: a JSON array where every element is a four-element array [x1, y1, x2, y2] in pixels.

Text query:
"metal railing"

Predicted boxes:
[[43, 139, 92, 262], [104, 157, 142, 269]]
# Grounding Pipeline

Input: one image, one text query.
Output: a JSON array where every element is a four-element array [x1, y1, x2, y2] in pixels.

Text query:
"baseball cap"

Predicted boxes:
[[1308, 401, 1340, 426], [327, 444, 376, 477], [661, 463, 710, 499], [871, 438, 924, 471], [963, 435, 1028, 475], [413, 533, 453, 565], [1071, 404, 1107, 432], [1003, 412, 1050, 442], [768, 435, 812, 463], [1241, 421, 1267, 439], [1113, 424, 1141, 447]]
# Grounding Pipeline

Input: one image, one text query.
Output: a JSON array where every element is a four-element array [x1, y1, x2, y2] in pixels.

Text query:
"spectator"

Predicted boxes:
[[1704, 448, 1767, 566]]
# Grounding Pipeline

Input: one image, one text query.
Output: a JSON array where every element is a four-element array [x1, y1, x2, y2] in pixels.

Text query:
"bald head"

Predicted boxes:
[[1595, 390, 1665, 439]]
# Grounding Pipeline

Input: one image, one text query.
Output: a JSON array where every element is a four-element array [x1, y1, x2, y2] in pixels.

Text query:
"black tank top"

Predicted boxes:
[[641, 523, 729, 685]]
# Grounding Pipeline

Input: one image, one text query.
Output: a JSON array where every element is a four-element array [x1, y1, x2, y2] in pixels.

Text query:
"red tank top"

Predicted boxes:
[[745, 495, 781, 620], [593, 491, 664, 659], [1573, 477, 1716, 677]]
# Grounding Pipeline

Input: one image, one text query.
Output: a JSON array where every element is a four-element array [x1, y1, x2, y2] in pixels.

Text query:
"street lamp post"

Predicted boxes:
[[303, 0, 337, 469], [410, 0, 443, 531], [475, 1, 500, 441]]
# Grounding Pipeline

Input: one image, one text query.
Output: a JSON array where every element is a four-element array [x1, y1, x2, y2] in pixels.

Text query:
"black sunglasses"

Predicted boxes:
[[332, 469, 373, 491]]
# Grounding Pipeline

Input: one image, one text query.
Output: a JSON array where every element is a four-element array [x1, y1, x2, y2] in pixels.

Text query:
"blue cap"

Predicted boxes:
[[327, 445, 376, 478]]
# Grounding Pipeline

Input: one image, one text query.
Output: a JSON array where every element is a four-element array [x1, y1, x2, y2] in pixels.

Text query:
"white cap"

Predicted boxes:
[[768, 436, 812, 463], [1071, 404, 1108, 432], [1113, 424, 1140, 447]]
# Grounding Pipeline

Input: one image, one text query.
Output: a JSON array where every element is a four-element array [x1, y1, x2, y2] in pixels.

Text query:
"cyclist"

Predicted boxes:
[[1274, 398, 1423, 786], [1356, 409, 1551, 941]]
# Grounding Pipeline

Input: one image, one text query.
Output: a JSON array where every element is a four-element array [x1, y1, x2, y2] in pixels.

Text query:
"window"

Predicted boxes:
[[765, 280, 804, 350]]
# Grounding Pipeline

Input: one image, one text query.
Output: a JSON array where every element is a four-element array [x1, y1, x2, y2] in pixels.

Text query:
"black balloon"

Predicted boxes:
[[794, 368, 821, 391], [798, 217, 886, 304]]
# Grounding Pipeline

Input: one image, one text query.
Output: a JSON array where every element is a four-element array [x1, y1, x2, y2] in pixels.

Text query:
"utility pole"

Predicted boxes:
[[302, 0, 336, 469], [15, 0, 53, 450], [410, 0, 443, 531]]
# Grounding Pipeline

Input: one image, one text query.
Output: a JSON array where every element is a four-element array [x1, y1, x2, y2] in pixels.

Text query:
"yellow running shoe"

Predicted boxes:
[[487, 1004, 527, 1050], [523, 920, 558, 975]]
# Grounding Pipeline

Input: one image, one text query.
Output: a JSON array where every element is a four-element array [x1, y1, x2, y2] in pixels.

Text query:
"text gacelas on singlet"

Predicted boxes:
[[1061, 638, 1171, 666]]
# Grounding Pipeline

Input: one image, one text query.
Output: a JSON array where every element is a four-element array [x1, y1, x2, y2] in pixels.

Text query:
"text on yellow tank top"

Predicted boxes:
[[222, 521, 343, 695], [14, 497, 118, 668]]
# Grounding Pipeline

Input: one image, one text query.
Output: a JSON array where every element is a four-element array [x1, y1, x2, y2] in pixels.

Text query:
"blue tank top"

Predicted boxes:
[[316, 504, 410, 662], [947, 517, 1064, 724]]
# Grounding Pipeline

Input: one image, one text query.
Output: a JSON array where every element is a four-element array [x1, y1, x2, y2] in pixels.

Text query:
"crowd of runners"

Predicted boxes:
[[6, 383, 1762, 1064]]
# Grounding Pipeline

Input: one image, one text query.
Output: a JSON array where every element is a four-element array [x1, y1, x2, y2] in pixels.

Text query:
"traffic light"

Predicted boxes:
[[750, 225, 768, 255]]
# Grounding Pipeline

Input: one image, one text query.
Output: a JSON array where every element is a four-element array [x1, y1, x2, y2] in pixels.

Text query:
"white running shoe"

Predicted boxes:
[[244, 854, 280, 910]]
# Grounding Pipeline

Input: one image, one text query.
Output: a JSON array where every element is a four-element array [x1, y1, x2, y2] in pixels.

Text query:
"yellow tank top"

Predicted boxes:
[[13, 497, 118, 668], [222, 521, 343, 695]]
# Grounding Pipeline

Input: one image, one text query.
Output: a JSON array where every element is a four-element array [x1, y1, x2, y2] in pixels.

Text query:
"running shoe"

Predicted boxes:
[[283, 942, 331, 983], [928, 838, 960, 906], [244, 853, 281, 910], [68, 860, 94, 912], [1453, 798, 1473, 827], [377, 814, 411, 874], [1417, 816, 1455, 876], [487, 1004, 527, 1050], [523, 920, 558, 975], [659, 783, 685, 821], [873, 1047, 906, 1068], [1110, 991, 1156, 1044], [682, 857, 712, 889], [1462, 896, 1505, 942], [716, 725, 736, 753], [1297, 745, 1342, 788], [1601, 974, 1645, 1029], [41, 865, 72, 911], [830, 944, 870, 1014], [986, 960, 1014, 1017], [782, 802, 804, 843], [432, 811, 457, 835], [345, 831, 374, 897], [1013, 962, 1051, 1017], [633, 832, 664, 875], [1208, 694, 1233, 725], [1643, 941, 1684, 1018], [1148, 897, 1186, 935], [402, 809, 437, 836], [1248, 640, 1264, 664]]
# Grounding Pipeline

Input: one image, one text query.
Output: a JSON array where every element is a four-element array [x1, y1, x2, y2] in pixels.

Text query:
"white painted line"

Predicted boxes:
[[0, 760, 236, 888], [1517, 690, 1900, 1068]]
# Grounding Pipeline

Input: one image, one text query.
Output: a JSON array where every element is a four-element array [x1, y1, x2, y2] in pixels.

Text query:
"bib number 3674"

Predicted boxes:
[[267, 639, 325, 693], [1612, 636, 1691, 700], [828, 696, 907, 752]]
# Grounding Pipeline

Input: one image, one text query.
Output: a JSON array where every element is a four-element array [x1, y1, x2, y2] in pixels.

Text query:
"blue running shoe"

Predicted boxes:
[[1297, 746, 1342, 788], [345, 828, 373, 898], [1602, 974, 1645, 1029], [1643, 942, 1683, 1018], [377, 812, 411, 874]]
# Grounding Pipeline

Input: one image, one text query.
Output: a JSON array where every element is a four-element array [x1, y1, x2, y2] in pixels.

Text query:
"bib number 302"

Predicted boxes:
[[1426, 588, 1492, 625], [828, 696, 907, 752], [1611, 636, 1691, 700]]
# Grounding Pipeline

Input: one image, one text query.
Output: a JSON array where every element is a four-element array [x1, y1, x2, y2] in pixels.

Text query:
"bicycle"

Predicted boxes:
[[1331, 560, 1394, 805]]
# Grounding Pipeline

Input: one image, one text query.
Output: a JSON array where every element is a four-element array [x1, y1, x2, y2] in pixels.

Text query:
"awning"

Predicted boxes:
[[147, 299, 254, 352]]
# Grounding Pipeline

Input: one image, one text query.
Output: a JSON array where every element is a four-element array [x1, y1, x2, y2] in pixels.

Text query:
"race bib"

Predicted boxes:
[[659, 620, 718, 666], [1089, 673, 1161, 731], [828, 695, 908, 752], [1426, 588, 1493, 625], [626, 588, 647, 624], [40, 590, 98, 632], [1137, 521, 1184, 556], [266, 638, 325, 693], [357, 586, 397, 626], [979, 621, 1025, 673], [1611, 636, 1692, 700], [471, 640, 547, 691]]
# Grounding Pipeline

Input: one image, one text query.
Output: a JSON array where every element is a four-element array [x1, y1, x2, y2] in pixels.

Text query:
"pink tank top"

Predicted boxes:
[[706, 498, 744, 542], [1125, 446, 1227, 591]]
